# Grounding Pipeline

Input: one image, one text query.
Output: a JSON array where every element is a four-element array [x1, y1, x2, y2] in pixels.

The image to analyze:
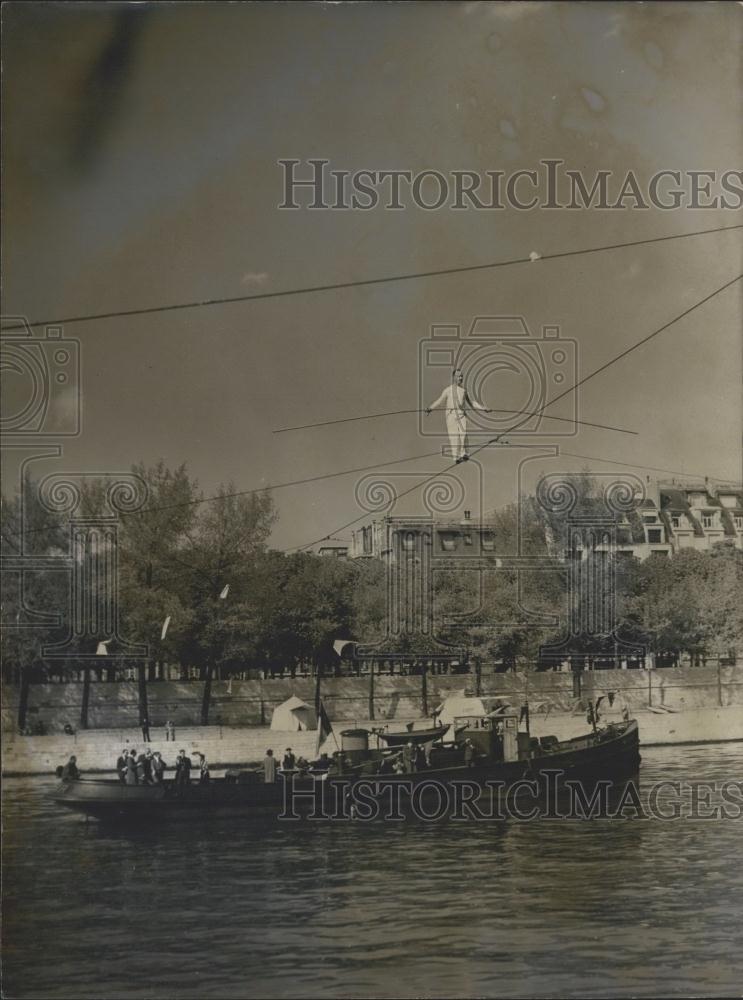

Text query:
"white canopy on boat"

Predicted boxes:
[[269, 695, 318, 731], [435, 691, 515, 726]]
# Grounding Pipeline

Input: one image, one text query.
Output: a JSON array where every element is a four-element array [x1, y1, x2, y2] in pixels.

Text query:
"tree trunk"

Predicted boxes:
[[421, 661, 428, 716], [137, 662, 149, 729], [201, 663, 213, 726], [17, 664, 30, 733], [368, 660, 375, 720], [80, 665, 91, 730]]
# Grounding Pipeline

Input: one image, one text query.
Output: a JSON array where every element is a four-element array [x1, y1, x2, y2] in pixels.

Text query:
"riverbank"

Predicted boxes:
[[3, 704, 742, 776]]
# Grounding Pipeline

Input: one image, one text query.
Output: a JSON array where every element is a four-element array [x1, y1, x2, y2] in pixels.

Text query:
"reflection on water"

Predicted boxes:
[[3, 744, 742, 998]]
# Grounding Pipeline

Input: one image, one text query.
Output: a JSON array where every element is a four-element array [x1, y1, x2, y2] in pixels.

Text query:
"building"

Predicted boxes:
[[317, 545, 348, 559], [350, 510, 496, 563], [347, 479, 743, 564]]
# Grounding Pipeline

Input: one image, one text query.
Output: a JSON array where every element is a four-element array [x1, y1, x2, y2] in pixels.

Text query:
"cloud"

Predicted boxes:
[[240, 271, 269, 286]]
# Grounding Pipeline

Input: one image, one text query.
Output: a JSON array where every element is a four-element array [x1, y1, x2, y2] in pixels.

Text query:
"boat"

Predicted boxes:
[[54, 712, 640, 822], [374, 723, 450, 747]]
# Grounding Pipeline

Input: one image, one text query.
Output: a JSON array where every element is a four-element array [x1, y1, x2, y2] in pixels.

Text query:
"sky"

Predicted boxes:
[[2, 2, 742, 551]]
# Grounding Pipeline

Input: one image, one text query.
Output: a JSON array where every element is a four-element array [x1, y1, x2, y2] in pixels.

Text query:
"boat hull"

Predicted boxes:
[[54, 721, 640, 822]]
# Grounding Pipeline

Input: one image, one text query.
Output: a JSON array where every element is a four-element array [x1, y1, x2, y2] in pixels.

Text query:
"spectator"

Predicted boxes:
[[141, 715, 151, 742], [282, 748, 296, 771], [151, 751, 166, 784], [165, 720, 175, 742], [61, 755, 80, 781], [197, 753, 210, 784], [116, 749, 128, 783], [263, 749, 277, 783], [124, 752, 138, 785], [174, 749, 192, 786]]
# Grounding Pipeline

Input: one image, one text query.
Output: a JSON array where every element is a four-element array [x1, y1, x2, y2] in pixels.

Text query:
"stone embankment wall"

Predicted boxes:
[[2, 665, 741, 735]]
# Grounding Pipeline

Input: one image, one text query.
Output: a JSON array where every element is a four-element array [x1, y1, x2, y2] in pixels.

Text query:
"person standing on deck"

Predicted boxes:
[[61, 755, 80, 781], [124, 753, 137, 785], [197, 753, 210, 784], [151, 752, 166, 784], [174, 749, 192, 786], [282, 748, 296, 772], [116, 749, 128, 783], [264, 749, 277, 783], [402, 742, 414, 773], [425, 368, 491, 464]]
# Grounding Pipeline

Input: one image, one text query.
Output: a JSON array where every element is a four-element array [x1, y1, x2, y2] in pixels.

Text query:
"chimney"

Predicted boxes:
[[464, 509, 471, 520]]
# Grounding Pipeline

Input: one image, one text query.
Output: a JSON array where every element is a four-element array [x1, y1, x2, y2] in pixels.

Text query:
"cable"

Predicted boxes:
[[273, 407, 638, 437], [288, 270, 742, 552], [2, 223, 740, 332], [557, 451, 742, 484], [1, 448, 443, 541]]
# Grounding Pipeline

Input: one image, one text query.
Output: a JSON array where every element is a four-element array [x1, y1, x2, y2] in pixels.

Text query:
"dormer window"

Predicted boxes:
[[671, 516, 680, 528], [439, 533, 456, 552], [702, 515, 712, 529]]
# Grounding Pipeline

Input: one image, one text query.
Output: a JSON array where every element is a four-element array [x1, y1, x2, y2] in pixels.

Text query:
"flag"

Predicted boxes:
[[219, 584, 230, 599], [95, 640, 110, 656], [161, 615, 171, 640], [316, 700, 334, 755]]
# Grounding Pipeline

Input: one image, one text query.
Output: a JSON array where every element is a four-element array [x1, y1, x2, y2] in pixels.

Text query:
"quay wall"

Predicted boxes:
[[2, 666, 742, 736], [3, 705, 743, 777]]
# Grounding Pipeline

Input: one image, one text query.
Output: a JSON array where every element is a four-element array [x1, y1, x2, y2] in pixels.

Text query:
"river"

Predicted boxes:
[[2, 744, 742, 998]]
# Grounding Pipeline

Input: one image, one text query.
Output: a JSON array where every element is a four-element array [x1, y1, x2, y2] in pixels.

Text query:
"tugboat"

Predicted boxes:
[[54, 709, 640, 823]]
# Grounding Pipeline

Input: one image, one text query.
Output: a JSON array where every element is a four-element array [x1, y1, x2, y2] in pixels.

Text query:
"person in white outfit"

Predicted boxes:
[[425, 368, 490, 462]]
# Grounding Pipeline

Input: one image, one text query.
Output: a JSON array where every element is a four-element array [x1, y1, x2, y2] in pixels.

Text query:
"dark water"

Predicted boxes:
[[3, 744, 742, 999]]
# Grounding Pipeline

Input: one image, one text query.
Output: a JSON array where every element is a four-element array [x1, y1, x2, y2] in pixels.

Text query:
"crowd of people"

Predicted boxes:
[[260, 739, 476, 782], [58, 737, 478, 788], [114, 747, 210, 785]]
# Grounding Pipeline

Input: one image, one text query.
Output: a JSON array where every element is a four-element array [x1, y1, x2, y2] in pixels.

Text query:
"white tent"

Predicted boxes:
[[270, 695, 318, 731]]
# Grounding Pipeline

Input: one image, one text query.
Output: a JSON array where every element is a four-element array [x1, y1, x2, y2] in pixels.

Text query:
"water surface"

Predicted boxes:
[[3, 744, 742, 998]]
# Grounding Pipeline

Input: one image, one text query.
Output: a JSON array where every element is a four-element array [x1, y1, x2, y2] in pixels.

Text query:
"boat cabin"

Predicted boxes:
[[453, 711, 529, 763]]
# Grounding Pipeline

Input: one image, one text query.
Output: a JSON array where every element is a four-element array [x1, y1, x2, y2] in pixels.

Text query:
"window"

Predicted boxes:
[[647, 529, 662, 543], [643, 513, 656, 523], [671, 516, 680, 528], [702, 515, 712, 529], [439, 534, 456, 552], [481, 533, 495, 551], [463, 533, 473, 546], [363, 526, 372, 554], [735, 516, 743, 531]]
